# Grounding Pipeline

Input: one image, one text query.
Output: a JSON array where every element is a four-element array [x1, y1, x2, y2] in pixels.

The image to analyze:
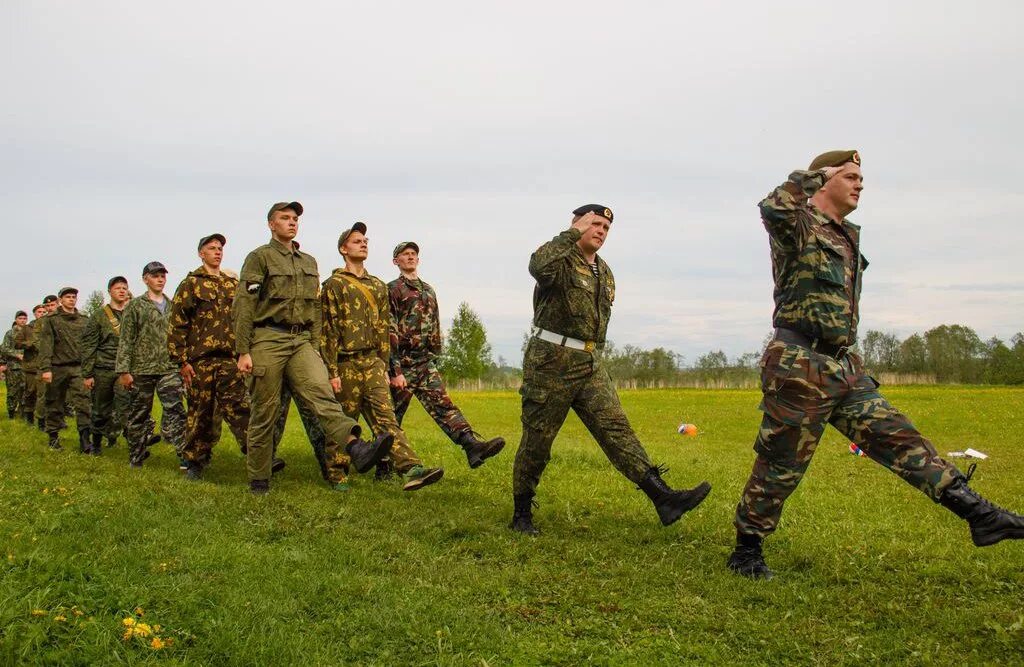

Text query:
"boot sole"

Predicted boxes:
[[353, 434, 394, 474], [467, 438, 506, 469], [974, 527, 1024, 547], [658, 481, 712, 526], [402, 467, 444, 491]]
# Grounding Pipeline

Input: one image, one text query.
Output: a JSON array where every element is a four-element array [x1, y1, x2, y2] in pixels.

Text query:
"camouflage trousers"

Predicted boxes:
[[90, 368, 129, 440], [513, 339, 653, 497], [184, 356, 249, 464], [125, 372, 186, 465], [734, 341, 960, 538], [336, 354, 421, 472], [274, 383, 330, 479], [5, 367, 24, 416], [391, 359, 471, 444], [35, 374, 47, 421], [22, 370, 37, 420], [44, 365, 90, 434]]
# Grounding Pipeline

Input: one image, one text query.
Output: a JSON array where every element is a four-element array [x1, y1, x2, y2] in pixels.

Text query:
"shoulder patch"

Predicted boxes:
[[246, 282, 261, 294]]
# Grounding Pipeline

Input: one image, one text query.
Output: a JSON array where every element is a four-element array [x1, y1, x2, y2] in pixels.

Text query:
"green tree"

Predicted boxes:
[[439, 302, 494, 382], [82, 290, 105, 318], [924, 324, 984, 382], [898, 334, 928, 373], [861, 330, 901, 372]]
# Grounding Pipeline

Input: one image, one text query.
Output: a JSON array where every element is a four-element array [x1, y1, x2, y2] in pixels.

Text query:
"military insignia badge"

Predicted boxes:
[[246, 282, 261, 294], [603, 208, 612, 219]]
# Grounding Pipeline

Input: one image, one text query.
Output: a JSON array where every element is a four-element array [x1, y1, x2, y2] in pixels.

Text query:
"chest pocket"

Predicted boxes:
[[566, 270, 597, 315], [194, 280, 220, 305], [300, 266, 320, 299], [265, 265, 297, 300], [811, 240, 846, 287]]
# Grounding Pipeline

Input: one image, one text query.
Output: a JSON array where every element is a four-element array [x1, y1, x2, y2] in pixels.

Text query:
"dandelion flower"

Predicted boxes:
[[150, 637, 165, 650], [53, 615, 66, 622], [31, 609, 47, 617], [122, 617, 136, 627]]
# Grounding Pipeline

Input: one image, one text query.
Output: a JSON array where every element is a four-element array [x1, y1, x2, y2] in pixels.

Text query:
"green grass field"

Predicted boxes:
[[1, 386, 1022, 665]]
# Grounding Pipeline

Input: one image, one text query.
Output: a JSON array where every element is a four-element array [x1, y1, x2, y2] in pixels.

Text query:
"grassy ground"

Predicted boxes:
[[1, 386, 1022, 665]]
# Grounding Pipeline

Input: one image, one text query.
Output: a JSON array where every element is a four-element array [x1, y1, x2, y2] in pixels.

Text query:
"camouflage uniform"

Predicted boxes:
[[116, 294, 186, 465], [514, 228, 656, 497], [169, 267, 249, 464], [36, 308, 91, 439], [14, 318, 41, 422], [234, 240, 361, 484], [387, 276, 472, 441], [81, 305, 129, 442], [321, 268, 421, 473], [1, 325, 25, 417], [734, 168, 960, 539]]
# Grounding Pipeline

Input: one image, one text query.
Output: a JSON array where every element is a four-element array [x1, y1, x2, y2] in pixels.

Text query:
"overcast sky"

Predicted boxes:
[[4, 1, 1022, 365]]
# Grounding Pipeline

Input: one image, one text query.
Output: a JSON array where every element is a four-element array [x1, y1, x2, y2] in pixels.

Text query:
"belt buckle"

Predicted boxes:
[[584, 341, 595, 352]]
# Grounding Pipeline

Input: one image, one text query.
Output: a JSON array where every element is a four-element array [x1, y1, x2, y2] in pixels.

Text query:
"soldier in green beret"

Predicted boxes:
[[728, 150, 1024, 579], [511, 205, 711, 535], [234, 203, 392, 494]]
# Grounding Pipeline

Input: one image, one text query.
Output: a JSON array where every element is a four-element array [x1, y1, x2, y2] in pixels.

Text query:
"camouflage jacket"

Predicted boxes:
[[234, 240, 322, 355], [1, 325, 24, 369], [116, 294, 175, 376], [387, 275, 442, 375], [320, 268, 391, 379], [36, 308, 87, 371], [81, 305, 124, 377], [14, 318, 44, 372], [529, 228, 615, 345], [760, 170, 868, 347], [168, 267, 238, 364]]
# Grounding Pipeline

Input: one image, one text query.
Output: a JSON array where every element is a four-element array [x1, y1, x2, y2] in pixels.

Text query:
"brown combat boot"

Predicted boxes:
[[458, 430, 505, 469]]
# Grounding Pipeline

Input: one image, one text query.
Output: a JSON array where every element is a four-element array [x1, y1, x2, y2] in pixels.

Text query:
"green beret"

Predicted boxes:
[[809, 150, 861, 170]]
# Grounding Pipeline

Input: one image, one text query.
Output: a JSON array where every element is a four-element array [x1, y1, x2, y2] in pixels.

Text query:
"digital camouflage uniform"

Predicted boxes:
[[321, 268, 421, 473], [169, 267, 250, 465], [387, 276, 472, 441], [234, 240, 361, 484], [513, 228, 655, 497], [2, 325, 25, 417], [35, 308, 91, 438], [81, 305, 129, 442], [14, 318, 41, 422], [734, 168, 960, 538], [116, 294, 187, 465]]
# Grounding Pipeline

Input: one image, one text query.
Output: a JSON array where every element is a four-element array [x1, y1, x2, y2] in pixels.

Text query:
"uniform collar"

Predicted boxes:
[[269, 239, 302, 256]]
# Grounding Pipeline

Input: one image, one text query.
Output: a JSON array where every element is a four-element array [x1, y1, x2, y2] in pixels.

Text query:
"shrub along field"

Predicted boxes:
[[1, 386, 1022, 665]]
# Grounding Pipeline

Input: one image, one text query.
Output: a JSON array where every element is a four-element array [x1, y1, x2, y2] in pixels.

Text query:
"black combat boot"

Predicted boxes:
[[184, 460, 203, 481], [249, 479, 269, 495], [24, 412, 34, 426], [37, 417, 45, 432], [374, 458, 395, 482], [146, 432, 161, 448], [510, 494, 540, 536], [939, 464, 1024, 546], [345, 433, 394, 473], [637, 465, 711, 526], [47, 432, 62, 450], [727, 533, 774, 580], [7, 409, 14, 419], [91, 431, 103, 454], [458, 430, 506, 469], [271, 458, 287, 475]]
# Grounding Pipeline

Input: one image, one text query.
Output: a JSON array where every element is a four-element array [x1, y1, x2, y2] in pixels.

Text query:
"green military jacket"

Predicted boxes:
[[168, 266, 238, 364], [36, 308, 87, 371], [14, 318, 43, 372], [81, 305, 124, 377], [115, 294, 175, 376], [387, 275, 442, 375], [1, 325, 24, 369], [234, 240, 322, 355], [320, 268, 391, 379], [760, 170, 868, 347], [529, 228, 615, 345]]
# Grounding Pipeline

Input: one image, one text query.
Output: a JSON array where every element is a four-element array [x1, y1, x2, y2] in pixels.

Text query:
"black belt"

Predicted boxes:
[[774, 327, 850, 360], [338, 350, 375, 361], [258, 323, 310, 335], [196, 351, 235, 361]]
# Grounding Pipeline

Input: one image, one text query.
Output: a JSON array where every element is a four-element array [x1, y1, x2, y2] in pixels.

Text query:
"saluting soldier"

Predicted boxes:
[[14, 305, 46, 426], [728, 151, 1024, 579], [234, 202, 392, 494], [387, 241, 505, 471], [1, 311, 28, 419], [168, 234, 252, 480], [322, 223, 444, 491], [511, 205, 711, 535], [36, 287, 92, 452], [82, 276, 132, 449]]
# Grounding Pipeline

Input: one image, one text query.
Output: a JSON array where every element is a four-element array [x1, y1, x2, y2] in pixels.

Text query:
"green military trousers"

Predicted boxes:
[[91, 368, 129, 441], [512, 338, 654, 497], [734, 341, 961, 538], [336, 354, 421, 473], [246, 329, 360, 483], [44, 364, 90, 434], [21, 370, 37, 420]]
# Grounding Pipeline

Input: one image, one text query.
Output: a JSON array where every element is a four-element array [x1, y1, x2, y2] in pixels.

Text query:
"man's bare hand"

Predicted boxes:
[[83, 377, 95, 391], [41, 371, 53, 383], [330, 376, 341, 394], [571, 212, 596, 234], [822, 166, 844, 180], [237, 353, 253, 375], [119, 373, 134, 389], [180, 363, 196, 388], [389, 373, 407, 390]]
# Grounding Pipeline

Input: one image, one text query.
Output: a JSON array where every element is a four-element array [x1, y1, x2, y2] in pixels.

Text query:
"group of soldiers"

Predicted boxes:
[[3, 148, 1023, 578]]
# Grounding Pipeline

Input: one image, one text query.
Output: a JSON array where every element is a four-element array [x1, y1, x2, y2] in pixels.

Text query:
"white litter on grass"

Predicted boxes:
[[947, 448, 989, 459]]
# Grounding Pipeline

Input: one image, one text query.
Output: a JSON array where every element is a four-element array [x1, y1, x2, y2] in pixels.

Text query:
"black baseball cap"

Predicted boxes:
[[198, 233, 226, 250], [142, 261, 168, 276], [108, 276, 128, 290]]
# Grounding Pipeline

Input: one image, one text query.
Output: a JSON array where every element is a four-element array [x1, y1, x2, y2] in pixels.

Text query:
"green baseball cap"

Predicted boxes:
[[267, 201, 303, 220], [338, 221, 368, 249], [392, 241, 419, 258]]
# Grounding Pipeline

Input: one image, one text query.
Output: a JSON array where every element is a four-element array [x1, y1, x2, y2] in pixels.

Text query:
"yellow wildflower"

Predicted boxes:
[[53, 615, 66, 622], [134, 606, 144, 616], [122, 617, 136, 627], [150, 637, 165, 650], [135, 622, 152, 636], [31, 609, 47, 617]]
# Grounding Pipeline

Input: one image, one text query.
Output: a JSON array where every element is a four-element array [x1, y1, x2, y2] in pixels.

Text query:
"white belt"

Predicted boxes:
[[531, 326, 596, 352]]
